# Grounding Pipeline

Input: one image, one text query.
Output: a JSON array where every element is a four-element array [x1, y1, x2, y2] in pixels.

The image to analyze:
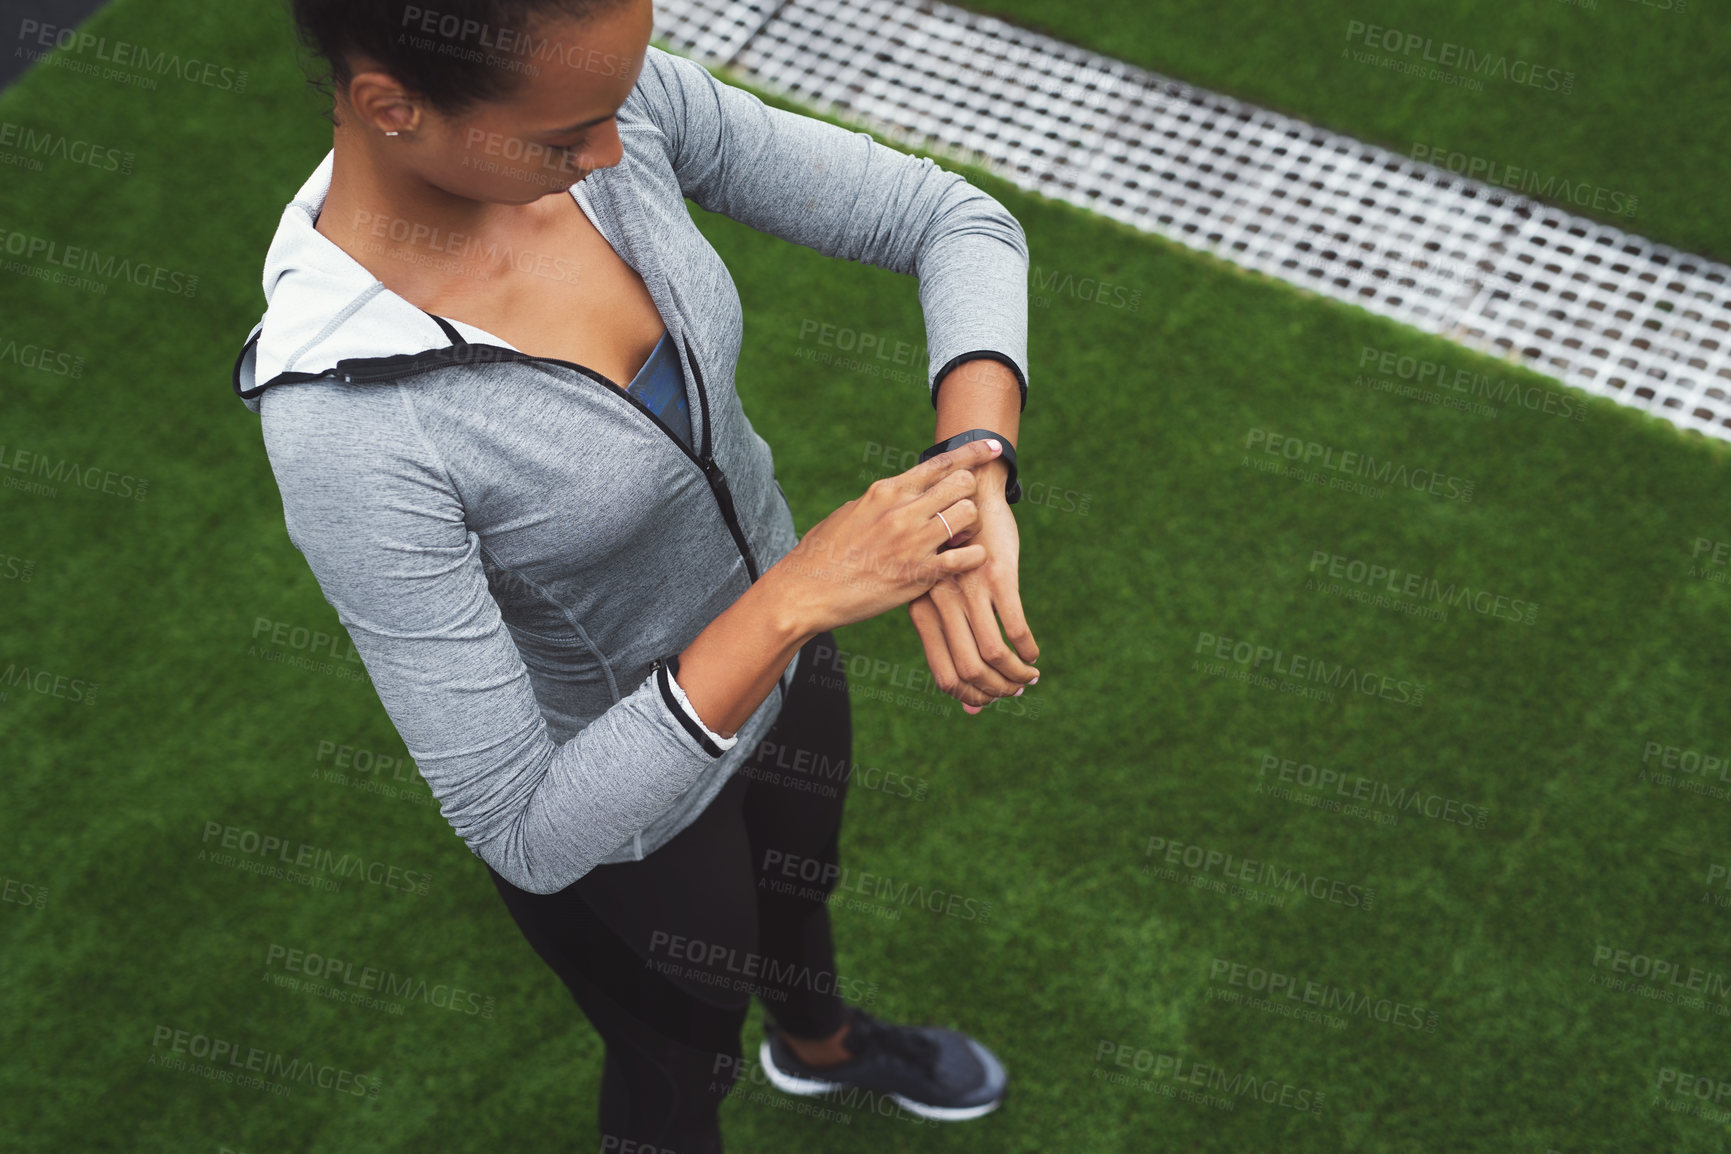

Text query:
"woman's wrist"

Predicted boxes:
[[675, 566, 815, 739], [767, 557, 831, 645], [971, 458, 1012, 501]]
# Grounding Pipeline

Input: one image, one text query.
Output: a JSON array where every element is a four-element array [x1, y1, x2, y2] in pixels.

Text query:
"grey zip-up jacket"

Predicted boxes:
[[233, 46, 1029, 895]]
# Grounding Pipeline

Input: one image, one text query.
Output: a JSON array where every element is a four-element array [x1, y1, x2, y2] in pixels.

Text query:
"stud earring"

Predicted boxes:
[[384, 130, 401, 137]]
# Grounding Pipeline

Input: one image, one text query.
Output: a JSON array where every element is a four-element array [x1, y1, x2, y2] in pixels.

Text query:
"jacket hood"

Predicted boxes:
[[231, 150, 507, 415]]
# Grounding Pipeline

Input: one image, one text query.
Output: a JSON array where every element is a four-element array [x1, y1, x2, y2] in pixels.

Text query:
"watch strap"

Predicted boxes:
[[918, 428, 1020, 505]]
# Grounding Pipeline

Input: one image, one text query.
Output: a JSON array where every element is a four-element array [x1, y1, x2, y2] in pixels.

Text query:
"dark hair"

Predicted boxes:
[[291, 0, 629, 115]]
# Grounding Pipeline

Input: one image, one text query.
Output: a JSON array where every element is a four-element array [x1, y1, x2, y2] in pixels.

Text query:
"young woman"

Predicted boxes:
[[234, 0, 1038, 1147]]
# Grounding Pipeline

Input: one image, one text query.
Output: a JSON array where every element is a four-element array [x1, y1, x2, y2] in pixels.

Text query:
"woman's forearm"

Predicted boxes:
[[935, 356, 1022, 445], [935, 357, 1021, 497], [674, 562, 819, 739]]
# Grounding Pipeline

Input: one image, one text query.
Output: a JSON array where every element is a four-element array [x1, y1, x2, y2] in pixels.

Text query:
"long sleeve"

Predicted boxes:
[[635, 46, 1030, 409], [260, 380, 729, 895]]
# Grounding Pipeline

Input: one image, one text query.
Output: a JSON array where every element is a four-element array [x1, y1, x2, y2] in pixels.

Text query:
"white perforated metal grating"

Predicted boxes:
[[654, 0, 1731, 442]]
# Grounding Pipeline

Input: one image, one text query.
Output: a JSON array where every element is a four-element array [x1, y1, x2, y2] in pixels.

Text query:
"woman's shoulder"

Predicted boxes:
[[259, 377, 442, 484], [621, 44, 726, 141]]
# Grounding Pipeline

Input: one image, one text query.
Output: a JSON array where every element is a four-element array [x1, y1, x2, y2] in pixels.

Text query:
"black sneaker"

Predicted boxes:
[[758, 1005, 1007, 1121]]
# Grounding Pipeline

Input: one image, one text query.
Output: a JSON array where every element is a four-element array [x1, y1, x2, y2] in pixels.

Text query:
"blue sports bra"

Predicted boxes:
[[624, 328, 693, 450], [424, 310, 694, 450]]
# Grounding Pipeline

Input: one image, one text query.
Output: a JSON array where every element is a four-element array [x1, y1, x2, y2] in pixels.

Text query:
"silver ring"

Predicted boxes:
[[935, 509, 954, 539]]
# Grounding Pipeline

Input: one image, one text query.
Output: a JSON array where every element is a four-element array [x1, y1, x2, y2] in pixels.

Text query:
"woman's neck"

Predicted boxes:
[[315, 124, 569, 299]]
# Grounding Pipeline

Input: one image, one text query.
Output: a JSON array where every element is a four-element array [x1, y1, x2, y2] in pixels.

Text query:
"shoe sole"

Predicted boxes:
[[756, 1039, 1004, 1122]]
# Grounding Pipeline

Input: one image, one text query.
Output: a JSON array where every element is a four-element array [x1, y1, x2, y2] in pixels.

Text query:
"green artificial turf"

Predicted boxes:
[[1, 1, 1728, 1152], [973, 0, 1731, 262]]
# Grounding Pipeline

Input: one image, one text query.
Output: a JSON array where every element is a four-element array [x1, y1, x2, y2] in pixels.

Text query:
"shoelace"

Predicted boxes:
[[847, 1009, 941, 1075]]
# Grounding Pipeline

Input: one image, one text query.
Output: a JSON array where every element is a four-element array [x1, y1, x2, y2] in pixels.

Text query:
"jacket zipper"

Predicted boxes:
[[334, 340, 762, 585], [574, 180, 760, 583], [679, 332, 762, 583]]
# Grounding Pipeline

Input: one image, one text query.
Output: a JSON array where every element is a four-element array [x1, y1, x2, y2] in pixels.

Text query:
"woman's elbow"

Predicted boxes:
[[936, 179, 1029, 263], [473, 833, 588, 896]]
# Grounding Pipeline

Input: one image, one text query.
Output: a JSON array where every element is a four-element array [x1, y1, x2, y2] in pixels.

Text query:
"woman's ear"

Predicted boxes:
[[346, 70, 423, 136]]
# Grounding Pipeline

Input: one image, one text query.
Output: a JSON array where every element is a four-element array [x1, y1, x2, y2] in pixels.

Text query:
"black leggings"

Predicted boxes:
[[486, 629, 853, 1154]]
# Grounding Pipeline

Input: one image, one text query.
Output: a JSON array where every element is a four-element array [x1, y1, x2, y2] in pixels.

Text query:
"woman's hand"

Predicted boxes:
[[768, 438, 1007, 636], [906, 461, 1039, 711]]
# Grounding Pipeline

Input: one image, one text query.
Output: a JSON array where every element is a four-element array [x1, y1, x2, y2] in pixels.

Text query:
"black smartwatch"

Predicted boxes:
[[918, 428, 1021, 505]]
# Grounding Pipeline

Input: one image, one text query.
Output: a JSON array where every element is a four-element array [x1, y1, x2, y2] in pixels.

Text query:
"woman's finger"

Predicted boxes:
[[990, 569, 1040, 666], [905, 460, 979, 525], [907, 594, 965, 702], [929, 577, 1019, 703], [927, 496, 979, 553], [961, 567, 1039, 685], [894, 438, 1003, 502]]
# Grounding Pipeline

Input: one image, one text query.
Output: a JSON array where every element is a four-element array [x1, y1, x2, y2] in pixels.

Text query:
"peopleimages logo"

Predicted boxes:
[[1656, 1067, 1731, 1110], [1409, 145, 1635, 219], [148, 1025, 380, 1097], [1093, 1041, 1326, 1115], [0, 661, 97, 705], [1592, 945, 1731, 994], [17, 20, 250, 91], [799, 319, 926, 371], [0, 441, 149, 500], [1144, 835, 1376, 911], [2, 876, 48, 910], [1356, 345, 1584, 423], [761, 850, 992, 922], [399, 5, 633, 77], [1641, 740, 1731, 784], [264, 943, 495, 1018], [1343, 20, 1575, 93], [1030, 264, 1142, 312], [647, 931, 879, 1006], [0, 333, 84, 378], [742, 737, 929, 801], [0, 227, 197, 296], [199, 822, 433, 896], [0, 120, 132, 174], [1306, 549, 1539, 626], [1244, 428, 1474, 503], [1209, 956, 1438, 1033], [349, 208, 585, 283], [1256, 753, 1489, 831], [1193, 630, 1426, 706]]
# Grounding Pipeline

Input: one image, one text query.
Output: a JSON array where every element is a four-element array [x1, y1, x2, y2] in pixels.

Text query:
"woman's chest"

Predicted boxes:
[[412, 363, 724, 592], [422, 196, 670, 385], [426, 368, 750, 646]]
